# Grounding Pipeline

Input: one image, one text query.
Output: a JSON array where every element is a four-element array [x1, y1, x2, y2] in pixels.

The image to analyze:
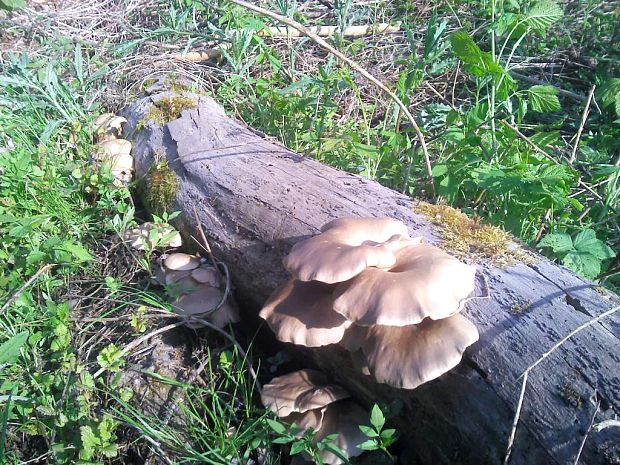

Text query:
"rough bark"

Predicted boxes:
[[124, 91, 620, 465]]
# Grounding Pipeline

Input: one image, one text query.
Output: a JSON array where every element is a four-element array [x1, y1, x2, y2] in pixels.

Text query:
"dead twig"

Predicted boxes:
[[503, 304, 620, 464], [569, 85, 596, 164], [227, 0, 436, 199], [573, 395, 600, 465]]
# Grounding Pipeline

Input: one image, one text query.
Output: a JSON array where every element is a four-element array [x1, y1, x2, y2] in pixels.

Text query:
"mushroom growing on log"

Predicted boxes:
[[125, 91, 620, 465]]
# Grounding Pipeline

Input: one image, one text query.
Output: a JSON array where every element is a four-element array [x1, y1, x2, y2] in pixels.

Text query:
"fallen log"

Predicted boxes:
[[124, 91, 620, 465]]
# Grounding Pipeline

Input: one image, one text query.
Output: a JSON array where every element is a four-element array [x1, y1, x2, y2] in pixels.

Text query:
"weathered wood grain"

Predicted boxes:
[[125, 92, 620, 465]]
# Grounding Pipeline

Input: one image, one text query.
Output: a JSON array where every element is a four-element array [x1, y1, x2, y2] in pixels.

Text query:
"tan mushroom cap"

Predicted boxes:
[[261, 369, 350, 417], [333, 243, 477, 327], [164, 253, 201, 271], [284, 217, 410, 284], [171, 285, 239, 329], [191, 266, 220, 286], [312, 400, 368, 465], [343, 314, 479, 389], [93, 113, 127, 140], [259, 280, 352, 347]]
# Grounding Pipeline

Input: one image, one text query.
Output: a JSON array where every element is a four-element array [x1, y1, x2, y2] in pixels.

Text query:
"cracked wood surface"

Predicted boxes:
[[125, 92, 620, 465]]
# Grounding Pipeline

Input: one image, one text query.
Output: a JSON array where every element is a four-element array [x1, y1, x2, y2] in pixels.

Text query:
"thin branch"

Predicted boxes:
[[227, 0, 436, 199], [569, 85, 596, 164], [573, 397, 600, 465], [0, 264, 55, 316], [503, 304, 620, 464]]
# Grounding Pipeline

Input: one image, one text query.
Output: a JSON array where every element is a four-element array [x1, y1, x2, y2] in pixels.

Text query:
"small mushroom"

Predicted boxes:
[[342, 314, 479, 389], [333, 243, 477, 327], [191, 265, 221, 286], [284, 217, 411, 284], [93, 113, 127, 141], [259, 280, 352, 347], [261, 369, 349, 417], [164, 253, 201, 271], [172, 285, 239, 329]]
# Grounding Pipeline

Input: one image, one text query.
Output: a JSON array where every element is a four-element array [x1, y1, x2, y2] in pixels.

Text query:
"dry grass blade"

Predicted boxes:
[[0, 264, 55, 316], [227, 0, 436, 199]]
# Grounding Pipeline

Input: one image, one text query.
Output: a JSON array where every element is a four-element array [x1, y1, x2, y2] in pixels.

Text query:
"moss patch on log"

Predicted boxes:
[[145, 95, 198, 126], [415, 202, 533, 264], [142, 157, 179, 216]]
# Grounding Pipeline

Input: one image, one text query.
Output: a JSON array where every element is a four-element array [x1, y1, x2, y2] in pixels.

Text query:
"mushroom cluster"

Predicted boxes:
[[122, 222, 183, 251], [156, 252, 239, 329], [259, 217, 479, 389], [261, 369, 367, 465], [92, 113, 133, 185]]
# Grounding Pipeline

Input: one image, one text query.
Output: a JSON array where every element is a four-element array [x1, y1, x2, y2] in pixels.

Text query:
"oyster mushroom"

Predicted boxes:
[[284, 217, 413, 284], [333, 243, 477, 327], [93, 113, 127, 141], [342, 314, 479, 389], [261, 369, 349, 417], [259, 280, 351, 347]]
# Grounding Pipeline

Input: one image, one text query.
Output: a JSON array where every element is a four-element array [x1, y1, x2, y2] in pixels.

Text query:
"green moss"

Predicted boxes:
[[415, 201, 533, 264], [147, 95, 198, 125], [143, 157, 179, 216]]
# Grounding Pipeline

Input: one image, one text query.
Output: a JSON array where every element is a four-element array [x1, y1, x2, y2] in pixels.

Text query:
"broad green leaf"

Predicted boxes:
[[266, 419, 287, 434], [450, 32, 484, 65], [61, 241, 92, 262], [528, 85, 561, 113], [573, 229, 615, 260], [562, 251, 601, 280], [432, 164, 449, 177], [290, 441, 306, 455], [0, 331, 29, 365], [523, 0, 563, 31], [370, 404, 385, 430], [358, 439, 379, 451], [538, 233, 573, 253]]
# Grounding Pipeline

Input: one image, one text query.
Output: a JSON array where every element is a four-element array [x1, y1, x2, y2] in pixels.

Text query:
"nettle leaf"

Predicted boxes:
[[573, 229, 615, 261], [562, 251, 601, 280], [538, 233, 573, 254], [450, 31, 484, 65], [523, 0, 563, 32], [528, 85, 561, 113]]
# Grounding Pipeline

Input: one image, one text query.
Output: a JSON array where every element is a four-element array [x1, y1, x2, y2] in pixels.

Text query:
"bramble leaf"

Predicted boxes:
[[538, 233, 573, 253], [528, 85, 561, 113]]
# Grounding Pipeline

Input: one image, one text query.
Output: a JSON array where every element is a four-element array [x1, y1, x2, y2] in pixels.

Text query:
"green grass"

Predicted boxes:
[[1, 0, 619, 463]]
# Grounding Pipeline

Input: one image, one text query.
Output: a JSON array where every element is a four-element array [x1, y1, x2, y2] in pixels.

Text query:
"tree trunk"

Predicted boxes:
[[124, 91, 620, 465]]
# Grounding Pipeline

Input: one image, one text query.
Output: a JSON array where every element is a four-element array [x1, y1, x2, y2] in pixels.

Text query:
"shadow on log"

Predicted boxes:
[[124, 91, 620, 465]]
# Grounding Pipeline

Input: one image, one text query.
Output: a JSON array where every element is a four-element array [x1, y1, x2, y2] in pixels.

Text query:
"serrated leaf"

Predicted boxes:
[[0, 331, 29, 365], [573, 229, 615, 260], [528, 85, 561, 113], [523, 0, 563, 31], [538, 233, 573, 253], [432, 164, 449, 177], [563, 251, 601, 279]]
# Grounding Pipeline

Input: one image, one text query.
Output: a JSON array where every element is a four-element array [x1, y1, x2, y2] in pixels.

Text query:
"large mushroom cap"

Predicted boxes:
[[259, 280, 352, 347], [284, 217, 410, 284], [343, 314, 479, 389], [93, 113, 127, 141], [312, 400, 368, 465], [261, 369, 350, 417], [164, 253, 201, 271], [333, 243, 477, 327]]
